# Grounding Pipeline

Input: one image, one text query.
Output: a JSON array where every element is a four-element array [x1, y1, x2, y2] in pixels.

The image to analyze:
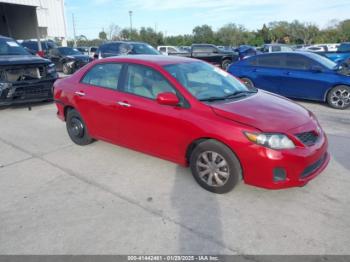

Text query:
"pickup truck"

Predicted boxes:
[[320, 42, 350, 64], [170, 44, 239, 70]]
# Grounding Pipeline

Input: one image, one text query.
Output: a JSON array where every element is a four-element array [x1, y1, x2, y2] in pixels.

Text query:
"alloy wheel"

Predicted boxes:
[[330, 88, 350, 109]]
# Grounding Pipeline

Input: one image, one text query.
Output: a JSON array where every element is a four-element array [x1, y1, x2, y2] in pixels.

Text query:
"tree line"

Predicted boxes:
[[67, 19, 350, 48]]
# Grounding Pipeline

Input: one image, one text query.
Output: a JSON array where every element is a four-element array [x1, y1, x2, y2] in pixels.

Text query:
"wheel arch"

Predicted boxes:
[[324, 83, 350, 101], [63, 105, 75, 121], [185, 137, 244, 178]]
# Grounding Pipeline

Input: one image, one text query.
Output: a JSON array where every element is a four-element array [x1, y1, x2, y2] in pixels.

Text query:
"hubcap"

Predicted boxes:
[[330, 88, 350, 108], [196, 151, 230, 187], [69, 117, 84, 137]]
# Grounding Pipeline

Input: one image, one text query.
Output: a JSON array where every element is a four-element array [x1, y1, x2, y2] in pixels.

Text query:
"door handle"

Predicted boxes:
[[117, 101, 131, 107], [74, 91, 85, 96]]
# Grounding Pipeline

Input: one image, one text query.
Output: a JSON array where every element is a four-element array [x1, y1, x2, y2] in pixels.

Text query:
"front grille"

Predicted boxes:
[[295, 131, 318, 146], [300, 153, 327, 178], [13, 84, 51, 99]]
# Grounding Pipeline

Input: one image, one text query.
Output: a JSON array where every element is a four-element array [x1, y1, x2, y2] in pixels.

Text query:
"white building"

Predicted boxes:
[[0, 0, 68, 45]]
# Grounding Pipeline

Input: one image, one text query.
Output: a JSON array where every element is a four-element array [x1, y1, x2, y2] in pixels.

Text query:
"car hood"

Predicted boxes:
[[210, 91, 312, 132], [0, 55, 51, 66]]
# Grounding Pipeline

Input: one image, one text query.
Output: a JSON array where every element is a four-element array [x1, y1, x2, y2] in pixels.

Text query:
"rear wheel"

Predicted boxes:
[[66, 109, 94, 145], [327, 85, 350, 109], [190, 140, 242, 194], [241, 77, 255, 90]]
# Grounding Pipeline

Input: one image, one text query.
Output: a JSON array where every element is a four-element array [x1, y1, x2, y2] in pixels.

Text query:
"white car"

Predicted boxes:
[[303, 44, 340, 52], [157, 46, 180, 55]]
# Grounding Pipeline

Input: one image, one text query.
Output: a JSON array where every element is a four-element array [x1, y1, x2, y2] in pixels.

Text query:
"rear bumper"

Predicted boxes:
[[0, 78, 56, 106], [237, 131, 329, 189]]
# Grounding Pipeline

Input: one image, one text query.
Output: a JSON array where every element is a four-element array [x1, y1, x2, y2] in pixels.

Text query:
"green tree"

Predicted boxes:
[[98, 31, 107, 40], [193, 25, 214, 44]]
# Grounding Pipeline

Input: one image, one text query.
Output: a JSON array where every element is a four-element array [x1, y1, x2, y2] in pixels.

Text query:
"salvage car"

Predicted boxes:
[[20, 39, 58, 57], [170, 44, 239, 70], [228, 52, 350, 109], [0, 36, 58, 106], [47, 47, 92, 74], [54, 55, 329, 193]]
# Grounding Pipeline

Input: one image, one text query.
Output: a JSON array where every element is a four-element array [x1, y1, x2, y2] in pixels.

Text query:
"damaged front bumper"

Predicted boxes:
[[0, 78, 57, 106]]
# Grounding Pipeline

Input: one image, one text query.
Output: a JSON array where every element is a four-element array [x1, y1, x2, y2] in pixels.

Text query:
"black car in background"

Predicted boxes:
[[96, 41, 160, 59], [20, 40, 58, 57], [170, 44, 239, 70], [0, 36, 58, 106], [47, 47, 92, 74]]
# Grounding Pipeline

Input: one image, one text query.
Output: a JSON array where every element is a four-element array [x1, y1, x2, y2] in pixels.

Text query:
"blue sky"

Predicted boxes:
[[64, 0, 350, 39]]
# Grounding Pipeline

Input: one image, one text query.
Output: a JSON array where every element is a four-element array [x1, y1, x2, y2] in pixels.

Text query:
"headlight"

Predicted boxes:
[[244, 132, 295, 149]]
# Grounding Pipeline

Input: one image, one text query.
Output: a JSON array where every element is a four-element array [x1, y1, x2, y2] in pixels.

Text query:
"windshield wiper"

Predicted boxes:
[[223, 90, 258, 99], [199, 96, 227, 102]]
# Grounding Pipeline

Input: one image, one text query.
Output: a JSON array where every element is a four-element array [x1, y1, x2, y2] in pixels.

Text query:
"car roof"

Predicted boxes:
[[0, 35, 14, 41], [100, 41, 149, 46], [100, 55, 198, 66]]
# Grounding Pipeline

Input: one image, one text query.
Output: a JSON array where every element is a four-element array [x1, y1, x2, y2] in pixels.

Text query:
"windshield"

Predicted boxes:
[[308, 52, 337, 70], [58, 47, 82, 56], [0, 38, 30, 55], [163, 62, 252, 101], [131, 44, 160, 55]]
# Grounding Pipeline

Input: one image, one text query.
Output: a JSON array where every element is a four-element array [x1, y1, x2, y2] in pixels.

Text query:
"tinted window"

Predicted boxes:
[[100, 43, 119, 53], [257, 54, 283, 67], [82, 63, 122, 90], [168, 47, 178, 53], [130, 43, 159, 55], [285, 55, 312, 70], [271, 46, 281, 52], [159, 47, 166, 52], [124, 64, 175, 99], [58, 47, 82, 55]]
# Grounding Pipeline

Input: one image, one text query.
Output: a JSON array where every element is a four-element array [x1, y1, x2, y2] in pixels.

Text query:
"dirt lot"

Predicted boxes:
[[0, 101, 349, 254]]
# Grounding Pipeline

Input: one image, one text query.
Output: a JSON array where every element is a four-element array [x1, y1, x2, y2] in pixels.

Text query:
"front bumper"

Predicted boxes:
[[0, 78, 56, 106], [238, 127, 329, 189]]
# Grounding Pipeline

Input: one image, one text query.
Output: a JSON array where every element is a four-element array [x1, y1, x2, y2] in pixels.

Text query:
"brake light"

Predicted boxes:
[[36, 51, 45, 57]]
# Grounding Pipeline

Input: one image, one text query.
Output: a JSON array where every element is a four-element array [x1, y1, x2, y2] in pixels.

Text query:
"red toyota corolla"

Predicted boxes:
[[54, 55, 330, 193]]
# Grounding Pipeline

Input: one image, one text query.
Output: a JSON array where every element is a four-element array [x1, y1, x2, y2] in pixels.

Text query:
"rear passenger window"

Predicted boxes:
[[257, 55, 283, 67], [81, 63, 122, 90], [285, 55, 311, 70]]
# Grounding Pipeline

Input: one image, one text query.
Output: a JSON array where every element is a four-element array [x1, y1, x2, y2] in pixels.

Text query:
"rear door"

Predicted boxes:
[[74, 63, 124, 141], [249, 54, 285, 93]]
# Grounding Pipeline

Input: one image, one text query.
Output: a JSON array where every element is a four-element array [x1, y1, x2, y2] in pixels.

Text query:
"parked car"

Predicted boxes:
[[20, 39, 58, 57], [96, 41, 160, 59], [54, 55, 329, 193], [157, 45, 181, 55], [261, 44, 294, 53], [170, 44, 239, 70], [0, 36, 57, 106], [77, 46, 98, 58], [235, 45, 259, 60], [47, 47, 92, 74], [303, 44, 340, 53], [321, 42, 350, 63], [227, 52, 350, 109]]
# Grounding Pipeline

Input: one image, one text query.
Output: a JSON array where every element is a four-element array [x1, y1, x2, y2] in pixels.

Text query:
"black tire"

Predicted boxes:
[[66, 109, 94, 145], [326, 85, 350, 109], [241, 77, 255, 90], [189, 139, 242, 194], [221, 59, 232, 71], [62, 62, 73, 75]]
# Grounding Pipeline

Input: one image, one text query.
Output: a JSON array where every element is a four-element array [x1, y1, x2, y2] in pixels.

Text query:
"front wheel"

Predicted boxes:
[[63, 62, 73, 75], [327, 85, 350, 109], [66, 109, 94, 145], [241, 77, 255, 90], [221, 59, 232, 71], [190, 140, 242, 194]]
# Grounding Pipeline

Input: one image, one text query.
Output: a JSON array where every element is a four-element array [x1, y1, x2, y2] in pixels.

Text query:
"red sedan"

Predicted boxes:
[[54, 55, 330, 193]]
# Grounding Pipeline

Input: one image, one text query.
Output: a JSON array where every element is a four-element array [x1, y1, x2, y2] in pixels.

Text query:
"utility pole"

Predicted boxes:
[[129, 10, 133, 39], [72, 13, 77, 47]]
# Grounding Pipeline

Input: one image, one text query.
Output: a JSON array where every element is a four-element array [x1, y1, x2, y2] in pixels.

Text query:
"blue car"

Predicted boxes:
[[227, 52, 350, 109]]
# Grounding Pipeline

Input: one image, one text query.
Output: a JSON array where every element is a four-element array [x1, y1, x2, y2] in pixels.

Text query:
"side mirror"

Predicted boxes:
[[156, 92, 179, 106], [311, 65, 323, 73], [93, 53, 99, 59]]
